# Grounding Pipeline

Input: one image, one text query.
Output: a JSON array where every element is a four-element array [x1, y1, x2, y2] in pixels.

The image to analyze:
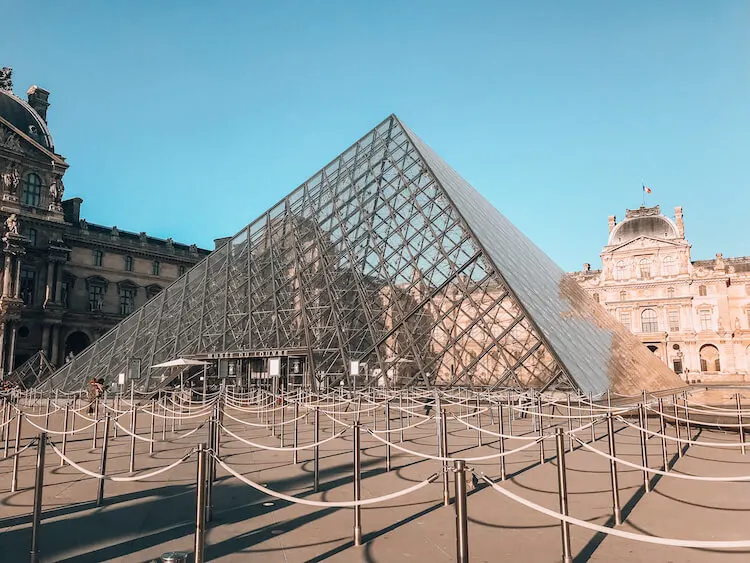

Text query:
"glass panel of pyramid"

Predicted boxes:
[[40, 115, 682, 395]]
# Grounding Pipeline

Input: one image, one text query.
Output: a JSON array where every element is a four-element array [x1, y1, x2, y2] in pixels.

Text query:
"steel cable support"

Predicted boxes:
[[222, 409, 305, 427], [47, 439, 195, 481], [478, 472, 750, 549], [0, 438, 37, 462], [215, 454, 439, 507], [571, 436, 750, 482], [643, 406, 749, 428], [617, 416, 749, 448], [24, 416, 101, 435], [366, 428, 546, 462], [369, 414, 435, 433], [221, 423, 347, 451]]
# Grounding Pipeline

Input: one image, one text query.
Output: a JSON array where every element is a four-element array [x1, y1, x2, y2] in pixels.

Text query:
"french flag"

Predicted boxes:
[[643, 185, 652, 194]]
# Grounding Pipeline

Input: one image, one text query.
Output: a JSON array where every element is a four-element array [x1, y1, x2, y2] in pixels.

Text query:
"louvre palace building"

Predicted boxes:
[[0, 67, 209, 381], [571, 205, 750, 382]]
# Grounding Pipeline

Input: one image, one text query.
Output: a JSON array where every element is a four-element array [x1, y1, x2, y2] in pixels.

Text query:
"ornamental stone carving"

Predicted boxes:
[[5, 213, 19, 235], [1, 162, 20, 195], [49, 175, 64, 203], [0, 67, 12, 92], [0, 125, 22, 152]]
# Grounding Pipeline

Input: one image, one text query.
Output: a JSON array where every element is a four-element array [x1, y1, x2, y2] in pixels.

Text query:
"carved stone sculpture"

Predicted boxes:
[[49, 175, 64, 203], [1, 163, 20, 195], [0, 67, 12, 92], [5, 213, 19, 235]]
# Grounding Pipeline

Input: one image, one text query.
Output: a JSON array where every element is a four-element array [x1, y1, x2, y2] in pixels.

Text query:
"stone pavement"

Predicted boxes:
[[1, 398, 750, 562]]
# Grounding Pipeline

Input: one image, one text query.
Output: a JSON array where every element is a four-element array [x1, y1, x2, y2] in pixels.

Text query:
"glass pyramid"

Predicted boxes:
[[41, 115, 682, 395]]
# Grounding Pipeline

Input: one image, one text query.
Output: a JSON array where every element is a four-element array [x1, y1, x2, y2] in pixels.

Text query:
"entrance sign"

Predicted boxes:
[[350, 361, 360, 376], [118, 372, 125, 385], [269, 358, 281, 377]]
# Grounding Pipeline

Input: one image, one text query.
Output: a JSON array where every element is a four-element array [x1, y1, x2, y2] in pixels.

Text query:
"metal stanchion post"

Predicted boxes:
[[280, 399, 285, 448], [2, 401, 9, 458], [293, 401, 299, 465], [638, 404, 650, 493], [441, 409, 450, 506], [737, 394, 745, 455], [672, 395, 682, 458], [507, 394, 513, 435], [61, 403, 70, 467], [29, 432, 46, 563], [498, 403, 506, 480], [206, 415, 215, 523], [313, 407, 320, 492], [44, 398, 51, 430], [353, 421, 362, 546], [453, 460, 469, 563], [194, 443, 207, 563], [588, 393, 595, 443], [129, 406, 137, 473], [683, 391, 691, 442], [476, 397, 482, 447], [92, 399, 99, 450], [113, 395, 119, 439], [96, 415, 111, 506], [11, 413, 23, 492], [385, 400, 391, 472], [149, 399, 155, 455], [658, 397, 669, 471], [606, 413, 622, 525], [566, 395, 573, 452], [642, 390, 648, 432], [399, 394, 404, 443], [537, 395, 545, 464], [555, 428, 573, 563]]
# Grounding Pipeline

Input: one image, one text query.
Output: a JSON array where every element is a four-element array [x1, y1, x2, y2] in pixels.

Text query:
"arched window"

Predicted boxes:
[[663, 256, 676, 276], [620, 290, 626, 301], [667, 287, 675, 298], [699, 285, 707, 297], [638, 258, 652, 279], [641, 308, 658, 332], [699, 344, 721, 372], [614, 261, 627, 280], [593, 293, 600, 303], [22, 173, 42, 207]]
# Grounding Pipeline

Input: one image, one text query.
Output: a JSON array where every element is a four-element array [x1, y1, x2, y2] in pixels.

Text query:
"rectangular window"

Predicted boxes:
[[125, 255, 133, 272], [93, 249, 104, 267], [27, 228, 37, 246], [20, 268, 36, 305], [700, 310, 711, 331], [619, 310, 631, 330], [120, 288, 135, 316], [89, 285, 105, 311], [668, 310, 680, 332], [178, 264, 186, 276], [152, 261, 160, 276]]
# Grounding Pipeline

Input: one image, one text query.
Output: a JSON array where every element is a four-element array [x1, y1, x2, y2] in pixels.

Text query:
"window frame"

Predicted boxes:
[[152, 260, 160, 276], [93, 249, 104, 267], [22, 173, 42, 207], [641, 308, 658, 332], [124, 255, 133, 272]]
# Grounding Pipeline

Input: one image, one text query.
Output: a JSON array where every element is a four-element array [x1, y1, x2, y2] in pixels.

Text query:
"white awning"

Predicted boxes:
[[150, 358, 210, 368]]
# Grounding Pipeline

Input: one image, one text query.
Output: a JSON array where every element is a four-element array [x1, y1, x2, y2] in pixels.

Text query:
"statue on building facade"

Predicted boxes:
[[49, 175, 64, 203], [1, 163, 20, 195], [0, 67, 12, 92], [5, 213, 19, 236]]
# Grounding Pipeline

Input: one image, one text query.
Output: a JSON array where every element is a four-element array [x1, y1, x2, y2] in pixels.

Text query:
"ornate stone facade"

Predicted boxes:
[[0, 67, 210, 377], [572, 204, 750, 383]]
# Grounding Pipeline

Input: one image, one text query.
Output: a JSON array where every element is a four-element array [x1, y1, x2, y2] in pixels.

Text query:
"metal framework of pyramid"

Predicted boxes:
[[41, 115, 682, 395]]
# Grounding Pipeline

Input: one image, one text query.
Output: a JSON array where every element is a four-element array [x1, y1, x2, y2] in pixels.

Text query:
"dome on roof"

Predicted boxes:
[[0, 89, 54, 151], [608, 206, 679, 246]]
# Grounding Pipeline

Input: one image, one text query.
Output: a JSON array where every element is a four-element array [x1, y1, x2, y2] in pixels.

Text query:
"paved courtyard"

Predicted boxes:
[[2, 394, 750, 562]]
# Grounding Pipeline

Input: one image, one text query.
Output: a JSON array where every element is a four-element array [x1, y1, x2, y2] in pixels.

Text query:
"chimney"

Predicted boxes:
[[674, 206, 684, 238], [214, 236, 231, 250], [27, 85, 50, 122], [62, 197, 83, 224], [583, 263, 590, 272], [608, 215, 616, 233]]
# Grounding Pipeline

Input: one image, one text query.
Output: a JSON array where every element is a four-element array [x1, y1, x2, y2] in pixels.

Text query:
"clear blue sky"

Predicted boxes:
[[3, 1, 749, 271]]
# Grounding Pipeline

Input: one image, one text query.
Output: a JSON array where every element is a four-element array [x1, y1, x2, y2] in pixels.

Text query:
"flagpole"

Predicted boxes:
[[642, 184, 645, 206]]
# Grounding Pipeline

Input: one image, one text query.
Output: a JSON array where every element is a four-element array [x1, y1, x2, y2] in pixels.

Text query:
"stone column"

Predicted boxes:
[[50, 325, 61, 366], [13, 257, 21, 299], [7, 324, 17, 373], [2, 254, 11, 297], [54, 262, 63, 304], [44, 261, 54, 304], [41, 325, 51, 358]]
